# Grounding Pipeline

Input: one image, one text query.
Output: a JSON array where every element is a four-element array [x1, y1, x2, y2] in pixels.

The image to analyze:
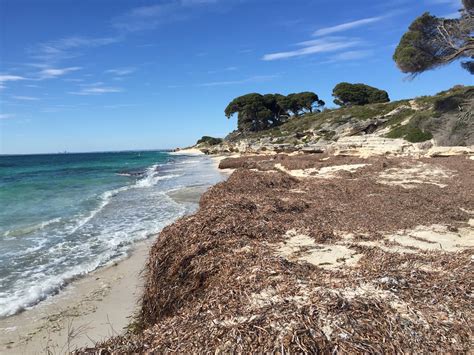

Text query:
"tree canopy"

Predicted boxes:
[[393, 2, 473, 75], [225, 92, 325, 132], [332, 83, 390, 107]]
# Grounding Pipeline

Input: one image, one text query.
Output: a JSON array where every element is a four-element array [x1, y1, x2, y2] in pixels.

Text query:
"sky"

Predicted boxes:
[[0, 0, 472, 154]]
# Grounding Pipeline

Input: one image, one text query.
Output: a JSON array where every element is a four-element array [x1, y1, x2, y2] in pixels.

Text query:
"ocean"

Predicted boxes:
[[0, 151, 224, 318]]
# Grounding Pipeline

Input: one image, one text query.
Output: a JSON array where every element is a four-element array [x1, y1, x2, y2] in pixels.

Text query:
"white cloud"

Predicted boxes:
[[105, 67, 136, 76], [69, 86, 123, 95], [38, 67, 82, 79], [0, 113, 15, 119], [324, 50, 374, 63], [114, 3, 185, 32], [197, 74, 278, 87], [262, 38, 361, 61], [313, 16, 385, 36], [31, 36, 122, 64], [0, 75, 27, 83], [12, 95, 40, 101], [0, 74, 27, 90], [113, 0, 225, 32]]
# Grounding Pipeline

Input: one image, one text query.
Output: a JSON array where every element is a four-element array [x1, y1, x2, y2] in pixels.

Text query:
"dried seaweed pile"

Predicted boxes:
[[82, 155, 473, 353]]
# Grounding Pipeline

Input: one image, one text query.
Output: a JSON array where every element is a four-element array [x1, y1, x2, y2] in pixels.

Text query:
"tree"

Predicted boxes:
[[262, 94, 287, 124], [293, 92, 325, 114], [225, 91, 325, 132], [393, 2, 473, 75], [279, 92, 325, 116], [332, 82, 390, 106], [224, 93, 275, 132]]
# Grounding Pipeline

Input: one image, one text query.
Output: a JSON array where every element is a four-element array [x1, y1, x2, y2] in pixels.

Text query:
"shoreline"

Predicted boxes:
[[0, 238, 150, 354], [0, 153, 230, 354]]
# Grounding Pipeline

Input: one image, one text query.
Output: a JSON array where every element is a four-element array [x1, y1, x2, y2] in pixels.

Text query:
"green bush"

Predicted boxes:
[[386, 125, 432, 142], [196, 136, 223, 146]]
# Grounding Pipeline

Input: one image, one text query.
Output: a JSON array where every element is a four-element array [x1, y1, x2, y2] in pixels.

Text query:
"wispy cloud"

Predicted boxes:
[[262, 38, 361, 61], [0, 74, 27, 90], [197, 74, 278, 87], [207, 66, 238, 74], [30, 36, 122, 64], [0, 74, 27, 83], [313, 16, 385, 37], [105, 67, 136, 76], [323, 50, 374, 63], [38, 67, 82, 79], [113, 3, 189, 32], [113, 0, 225, 32], [0, 113, 15, 120], [69, 86, 123, 95], [12, 95, 40, 101]]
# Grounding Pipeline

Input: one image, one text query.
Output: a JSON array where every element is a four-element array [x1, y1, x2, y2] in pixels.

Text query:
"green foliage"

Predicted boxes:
[[224, 93, 274, 132], [225, 91, 324, 132], [196, 136, 223, 146], [386, 126, 433, 142], [386, 111, 434, 143], [385, 108, 415, 126], [332, 82, 390, 106], [393, 8, 474, 75]]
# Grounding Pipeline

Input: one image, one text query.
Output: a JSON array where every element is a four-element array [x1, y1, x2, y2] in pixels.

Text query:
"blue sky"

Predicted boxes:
[[0, 0, 471, 154]]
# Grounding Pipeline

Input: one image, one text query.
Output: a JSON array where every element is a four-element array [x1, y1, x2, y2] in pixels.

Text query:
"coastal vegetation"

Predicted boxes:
[[196, 136, 223, 146], [332, 82, 390, 106], [224, 92, 325, 132], [393, 0, 473, 75], [218, 85, 473, 148]]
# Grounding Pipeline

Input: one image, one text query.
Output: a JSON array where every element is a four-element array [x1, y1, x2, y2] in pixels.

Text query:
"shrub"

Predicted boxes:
[[196, 136, 223, 146]]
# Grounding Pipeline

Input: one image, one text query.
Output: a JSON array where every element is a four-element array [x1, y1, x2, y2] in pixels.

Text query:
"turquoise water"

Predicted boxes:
[[0, 151, 224, 318]]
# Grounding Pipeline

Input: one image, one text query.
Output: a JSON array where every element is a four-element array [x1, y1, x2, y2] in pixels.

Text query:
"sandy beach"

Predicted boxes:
[[0, 163, 223, 354], [0, 239, 149, 354]]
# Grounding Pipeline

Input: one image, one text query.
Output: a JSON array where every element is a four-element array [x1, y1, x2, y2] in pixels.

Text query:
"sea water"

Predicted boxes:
[[0, 151, 224, 318]]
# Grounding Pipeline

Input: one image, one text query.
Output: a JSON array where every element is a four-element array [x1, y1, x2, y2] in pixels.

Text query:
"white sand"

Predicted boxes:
[[0, 240, 151, 354], [274, 163, 367, 179], [377, 162, 454, 189], [169, 148, 204, 155], [277, 230, 361, 269]]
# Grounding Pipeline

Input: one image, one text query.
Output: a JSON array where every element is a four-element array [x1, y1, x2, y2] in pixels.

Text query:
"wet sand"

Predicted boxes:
[[0, 240, 150, 354]]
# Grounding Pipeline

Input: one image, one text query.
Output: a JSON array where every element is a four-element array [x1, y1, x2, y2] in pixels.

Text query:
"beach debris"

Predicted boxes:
[[80, 154, 474, 354]]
